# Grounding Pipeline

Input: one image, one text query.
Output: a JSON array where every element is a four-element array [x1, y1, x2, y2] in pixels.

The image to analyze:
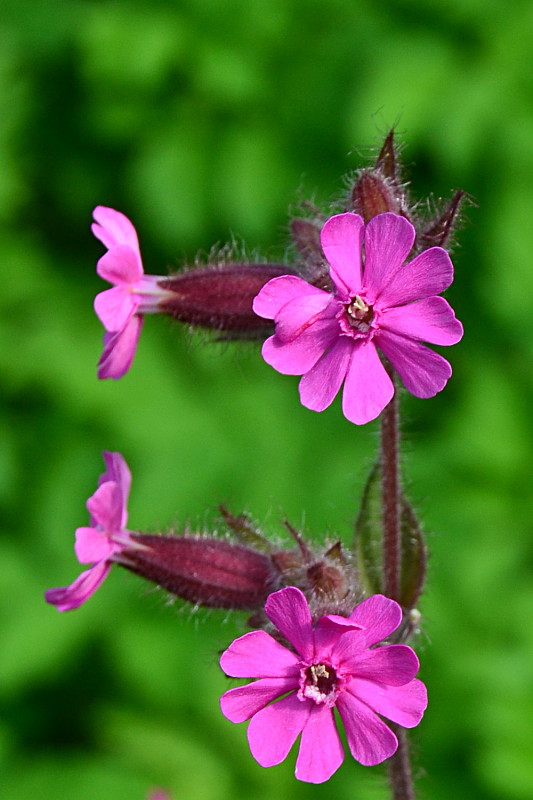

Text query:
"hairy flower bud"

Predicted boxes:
[[351, 170, 402, 221], [349, 130, 408, 223], [417, 190, 465, 251], [120, 533, 279, 609], [158, 264, 296, 336]]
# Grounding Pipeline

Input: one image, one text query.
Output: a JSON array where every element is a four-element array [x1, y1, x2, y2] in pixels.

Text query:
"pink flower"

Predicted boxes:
[[92, 206, 174, 379], [253, 212, 463, 424], [45, 452, 135, 611], [220, 587, 427, 784]]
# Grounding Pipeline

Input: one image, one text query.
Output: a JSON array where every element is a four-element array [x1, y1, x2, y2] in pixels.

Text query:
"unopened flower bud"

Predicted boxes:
[[120, 533, 279, 609], [158, 264, 296, 336], [351, 170, 402, 221], [417, 190, 465, 251]]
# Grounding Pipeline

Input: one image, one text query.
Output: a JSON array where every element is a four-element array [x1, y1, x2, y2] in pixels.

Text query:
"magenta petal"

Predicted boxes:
[[97, 316, 143, 380], [334, 641, 419, 686], [220, 630, 301, 678], [380, 296, 463, 345], [342, 341, 394, 424], [253, 275, 327, 320], [92, 206, 140, 253], [94, 286, 138, 332], [320, 213, 364, 295], [363, 214, 415, 302], [379, 246, 454, 307], [45, 562, 111, 612], [96, 245, 144, 285], [247, 692, 309, 767], [377, 330, 452, 398], [275, 294, 334, 342], [336, 691, 398, 766], [299, 336, 352, 412], [261, 314, 338, 375], [220, 678, 297, 723], [295, 705, 344, 783], [265, 587, 314, 661], [75, 526, 115, 564], [86, 482, 124, 533], [101, 452, 131, 516], [350, 678, 427, 728], [347, 594, 402, 646]]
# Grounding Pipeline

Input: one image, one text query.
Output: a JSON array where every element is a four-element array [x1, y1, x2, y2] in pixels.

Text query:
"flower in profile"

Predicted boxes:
[[45, 452, 136, 611], [220, 587, 427, 784], [92, 206, 174, 379], [253, 212, 463, 424]]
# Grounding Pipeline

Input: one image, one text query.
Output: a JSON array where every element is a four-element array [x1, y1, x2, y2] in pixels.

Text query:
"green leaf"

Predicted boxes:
[[399, 496, 427, 608], [354, 463, 384, 595], [354, 463, 426, 608]]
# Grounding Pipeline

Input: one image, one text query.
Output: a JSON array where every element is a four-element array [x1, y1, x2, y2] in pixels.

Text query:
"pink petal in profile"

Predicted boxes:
[[97, 316, 143, 380], [92, 206, 140, 252]]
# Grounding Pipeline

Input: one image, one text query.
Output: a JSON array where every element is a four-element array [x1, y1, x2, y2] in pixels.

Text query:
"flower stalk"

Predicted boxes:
[[380, 368, 401, 602]]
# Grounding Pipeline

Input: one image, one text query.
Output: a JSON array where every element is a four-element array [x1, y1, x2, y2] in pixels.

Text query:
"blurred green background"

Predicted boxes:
[[1, 0, 533, 798]]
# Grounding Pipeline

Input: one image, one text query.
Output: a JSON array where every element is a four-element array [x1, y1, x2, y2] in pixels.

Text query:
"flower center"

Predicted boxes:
[[344, 295, 374, 332], [299, 662, 339, 707]]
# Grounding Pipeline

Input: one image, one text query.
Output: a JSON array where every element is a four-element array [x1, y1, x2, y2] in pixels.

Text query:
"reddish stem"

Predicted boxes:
[[380, 373, 401, 601], [388, 726, 417, 800]]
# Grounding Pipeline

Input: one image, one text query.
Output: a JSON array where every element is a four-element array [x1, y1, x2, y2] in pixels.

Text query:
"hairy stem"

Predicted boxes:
[[388, 726, 417, 800], [380, 373, 400, 601]]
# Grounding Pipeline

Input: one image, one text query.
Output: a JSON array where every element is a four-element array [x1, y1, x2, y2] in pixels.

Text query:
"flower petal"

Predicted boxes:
[[295, 705, 344, 783], [220, 678, 297, 723], [350, 677, 428, 728], [363, 214, 415, 302], [380, 296, 463, 345], [333, 640, 419, 686], [299, 336, 352, 412], [220, 630, 301, 678], [378, 246, 454, 307], [86, 481, 124, 534], [336, 691, 398, 766], [247, 692, 309, 767], [94, 286, 138, 332], [96, 245, 144, 285], [261, 314, 338, 375], [265, 587, 314, 661], [377, 330, 452, 398], [275, 294, 334, 342], [253, 275, 328, 320], [92, 206, 141, 253], [97, 316, 143, 380], [320, 213, 364, 296], [100, 452, 131, 517], [347, 594, 402, 646], [342, 341, 394, 425], [314, 615, 364, 655], [75, 526, 115, 564], [44, 562, 111, 612]]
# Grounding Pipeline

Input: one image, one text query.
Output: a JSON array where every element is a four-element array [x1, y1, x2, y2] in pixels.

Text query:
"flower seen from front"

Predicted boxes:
[[45, 451, 136, 611], [253, 212, 463, 424], [92, 206, 174, 379], [219, 586, 427, 783]]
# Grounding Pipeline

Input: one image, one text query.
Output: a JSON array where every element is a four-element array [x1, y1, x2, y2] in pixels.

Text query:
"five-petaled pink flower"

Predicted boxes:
[[253, 212, 463, 424], [45, 451, 136, 611], [220, 587, 427, 784], [93, 206, 174, 379]]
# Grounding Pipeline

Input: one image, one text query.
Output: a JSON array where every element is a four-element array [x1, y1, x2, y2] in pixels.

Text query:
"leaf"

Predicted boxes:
[[354, 463, 427, 607], [354, 463, 384, 595]]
